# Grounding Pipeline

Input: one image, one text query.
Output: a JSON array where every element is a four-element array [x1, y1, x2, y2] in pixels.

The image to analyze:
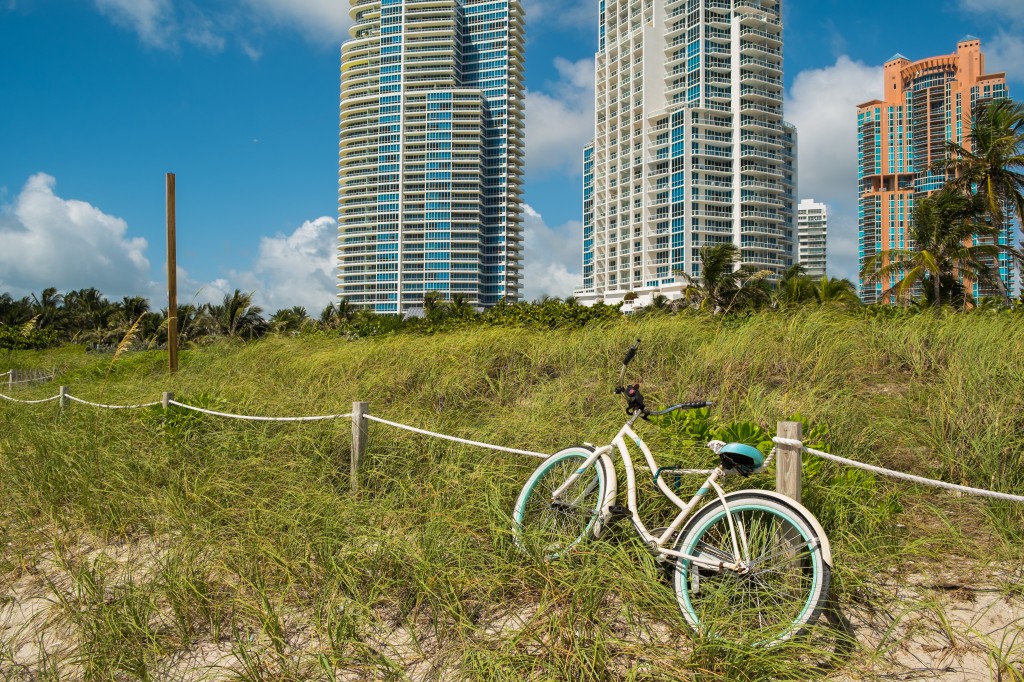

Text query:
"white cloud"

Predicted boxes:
[[957, 0, 1024, 84], [0, 173, 338, 313], [0, 174, 151, 298], [94, 0, 174, 48], [523, 0, 595, 32], [220, 216, 339, 314], [959, 0, 1024, 24], [785, 56, 883, 281], [521, 204, 582, 301], [984, 32, 1024, 83], [526, 57, 595, 177], [92, 0, 351, 53], [241, 0, 351, 44]]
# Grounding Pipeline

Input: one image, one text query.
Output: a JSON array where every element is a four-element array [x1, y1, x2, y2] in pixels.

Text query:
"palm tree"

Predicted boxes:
[[678, 243, 773, 314], [861, 188, 1010, 307], [209, 290, 266, 339], [269, 306, 309, 334], [63, 287, 113, 336], [775, 264, 816, 306], [31, 287, 64, 329], [813, 276, 861, 307], [0, 293, 34, 326], [320, 299, 355, 329], [937, 98, 1024, 228]]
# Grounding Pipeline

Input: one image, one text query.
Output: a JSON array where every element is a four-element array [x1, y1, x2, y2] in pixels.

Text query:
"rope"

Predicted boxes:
[[167, 400, 352, 422], [4, 375, 55, 385], [772, 436, 1024, 504], [0, 370, 9, 378], [363, 414, 549, 459], [0, 392, 60, 404], [65, 395, 162, 410]]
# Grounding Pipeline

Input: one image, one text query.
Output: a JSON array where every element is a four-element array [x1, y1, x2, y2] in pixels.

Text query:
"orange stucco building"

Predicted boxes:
[[856, 37, 1013, 303]]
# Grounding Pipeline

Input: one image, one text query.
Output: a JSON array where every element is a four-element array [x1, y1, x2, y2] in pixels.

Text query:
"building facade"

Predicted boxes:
[[857, 37, 1014, 304], [576, 0, 797, 308], [337, 0, 525, 314], [797, 198, 827, 278]]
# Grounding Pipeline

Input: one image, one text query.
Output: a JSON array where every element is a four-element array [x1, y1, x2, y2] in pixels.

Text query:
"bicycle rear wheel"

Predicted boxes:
[[673, 492, 830, 646], [512, 447, 611, 560]]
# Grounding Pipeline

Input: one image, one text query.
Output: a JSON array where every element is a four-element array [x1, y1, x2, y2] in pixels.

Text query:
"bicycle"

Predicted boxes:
[[511, 340, 833, 646]]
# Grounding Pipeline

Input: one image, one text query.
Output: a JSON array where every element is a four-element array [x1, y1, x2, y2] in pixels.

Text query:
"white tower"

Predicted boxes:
[[577, 0, 796, 308]]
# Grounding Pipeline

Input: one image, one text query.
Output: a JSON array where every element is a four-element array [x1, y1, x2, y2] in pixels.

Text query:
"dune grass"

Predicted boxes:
[[1, 308, 1022, 680]]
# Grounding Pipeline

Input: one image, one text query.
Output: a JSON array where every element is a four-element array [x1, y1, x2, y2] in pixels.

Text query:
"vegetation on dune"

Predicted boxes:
[[2, 309, 1024, 679]]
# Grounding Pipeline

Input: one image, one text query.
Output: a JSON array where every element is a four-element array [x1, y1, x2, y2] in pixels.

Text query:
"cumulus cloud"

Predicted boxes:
[[0, 174, 151, 298], [983, 32, 1024, 83], [785, 56, 883, 280], [221, 216, 339, 314], [521, 204, 582, 301], [526, 57, 595, 177], [957, 0, 1024, 83], [0, 173, 338, 313], [241, 0, 350, 44]]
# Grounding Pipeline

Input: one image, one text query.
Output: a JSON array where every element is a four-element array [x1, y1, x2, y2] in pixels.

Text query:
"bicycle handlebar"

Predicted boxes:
[[646, 401, 714, 417], [622, 339, 640, 366]]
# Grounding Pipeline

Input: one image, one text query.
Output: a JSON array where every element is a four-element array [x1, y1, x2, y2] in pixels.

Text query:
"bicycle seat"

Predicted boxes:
[[719, 442, 764, 476]]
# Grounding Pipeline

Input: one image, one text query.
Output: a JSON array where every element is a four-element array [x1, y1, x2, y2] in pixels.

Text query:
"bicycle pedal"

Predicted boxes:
[[608, 505, 631, 517]]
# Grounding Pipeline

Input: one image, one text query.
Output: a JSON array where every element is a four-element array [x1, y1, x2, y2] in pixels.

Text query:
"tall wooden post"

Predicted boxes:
[[166, 173, 179, 375], [351, 402, 368, 494], [776, 421, 803, 503]]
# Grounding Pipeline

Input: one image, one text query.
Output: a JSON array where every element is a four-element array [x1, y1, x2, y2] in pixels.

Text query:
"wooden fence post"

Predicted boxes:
[[351, 401, 368, 494], [59, 386, 68, 413], [776, 421, 803, 503], [162, 392, 174, 410]]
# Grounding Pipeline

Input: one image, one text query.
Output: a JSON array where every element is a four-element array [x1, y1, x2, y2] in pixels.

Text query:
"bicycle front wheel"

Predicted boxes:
[[512, 446, 611, 560], [673, 492, 830, 646]]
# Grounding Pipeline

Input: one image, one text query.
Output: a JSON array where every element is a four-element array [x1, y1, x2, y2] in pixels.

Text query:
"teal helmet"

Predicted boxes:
[[719, 442, 765, 476]]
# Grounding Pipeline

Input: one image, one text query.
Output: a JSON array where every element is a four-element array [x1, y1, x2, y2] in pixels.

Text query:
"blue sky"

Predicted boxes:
[[2, 0, 1022, 312]]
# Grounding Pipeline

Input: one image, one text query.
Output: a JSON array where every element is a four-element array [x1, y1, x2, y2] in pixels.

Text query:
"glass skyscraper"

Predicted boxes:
[[576, 0, 797, 308], [338, 0, 525, 314], [857, 38, 1015, 303]]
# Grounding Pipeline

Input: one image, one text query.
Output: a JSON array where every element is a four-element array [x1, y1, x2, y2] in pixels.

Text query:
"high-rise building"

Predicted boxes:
[[857, 37, 1014, 304], [797, 198, 827, 278], [337, 0, 525, 314], [575, 0, 797, 307]]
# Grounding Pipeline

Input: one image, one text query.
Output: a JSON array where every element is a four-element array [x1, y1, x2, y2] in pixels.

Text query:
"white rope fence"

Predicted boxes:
[[0, 392, 61, 405], [65, 395, 163, 410], [364, 414, 548, 459], [8, 374, 55, 384], [4, 375, 55, 385], [772, 436, 1024, 504], [167, 400, 352, 423], [1, 384, 1022, 503]]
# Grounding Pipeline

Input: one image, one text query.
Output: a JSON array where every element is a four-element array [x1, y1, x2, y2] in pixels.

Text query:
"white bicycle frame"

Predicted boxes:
[[552, 410, 769, 573]]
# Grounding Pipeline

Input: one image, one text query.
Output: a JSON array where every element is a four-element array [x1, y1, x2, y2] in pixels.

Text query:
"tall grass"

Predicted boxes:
[[1, 308, 1022, 679]]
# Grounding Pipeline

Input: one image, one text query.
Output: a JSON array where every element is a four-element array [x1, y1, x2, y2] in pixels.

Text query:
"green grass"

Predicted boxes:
[[1, 308, 1022, 680]]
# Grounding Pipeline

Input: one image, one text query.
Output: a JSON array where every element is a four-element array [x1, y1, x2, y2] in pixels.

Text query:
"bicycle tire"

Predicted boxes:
[[512, 446, 612, 560], [673, 492, 830, 646]]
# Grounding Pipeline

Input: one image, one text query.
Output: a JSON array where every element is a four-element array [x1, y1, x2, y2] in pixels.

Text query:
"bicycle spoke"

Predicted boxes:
[[675, 499, 828, 645]]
